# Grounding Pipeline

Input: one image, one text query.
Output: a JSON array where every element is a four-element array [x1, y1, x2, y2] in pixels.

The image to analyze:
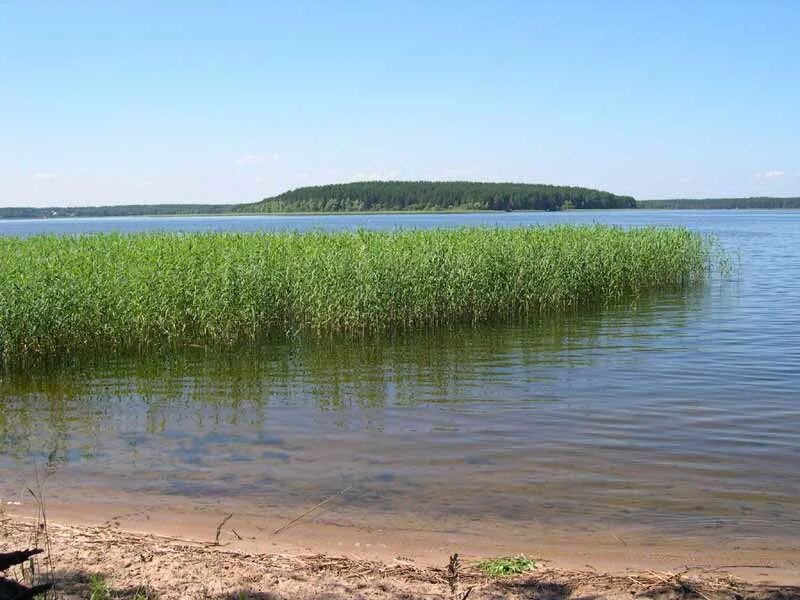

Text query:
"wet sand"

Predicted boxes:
[[3, 514, 799, 600], [4, 494, 799, 596]]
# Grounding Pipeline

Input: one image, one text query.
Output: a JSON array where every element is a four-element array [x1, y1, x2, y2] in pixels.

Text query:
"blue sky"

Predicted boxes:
[[1, 1, 798, 206]]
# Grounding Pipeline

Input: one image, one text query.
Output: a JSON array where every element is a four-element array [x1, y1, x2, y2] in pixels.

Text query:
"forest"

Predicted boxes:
[[0, 204, 230, 219], [640, 197, 800, 209], [240, 181, 637, 212], [1, 182, 635, 219], [7, 186, 800, 220]]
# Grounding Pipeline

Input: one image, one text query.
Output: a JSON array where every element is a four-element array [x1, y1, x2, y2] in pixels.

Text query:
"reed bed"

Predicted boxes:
[[0, 226, 710, 369]]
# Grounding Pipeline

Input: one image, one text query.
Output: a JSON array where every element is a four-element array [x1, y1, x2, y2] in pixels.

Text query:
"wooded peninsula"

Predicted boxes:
[[2, 181, 798, 219], [239, 181, 635, 212], [1, 181, 633, 218]]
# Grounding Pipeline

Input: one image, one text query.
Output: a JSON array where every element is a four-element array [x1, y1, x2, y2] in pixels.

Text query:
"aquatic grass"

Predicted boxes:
[[0, 226, 712, 369]]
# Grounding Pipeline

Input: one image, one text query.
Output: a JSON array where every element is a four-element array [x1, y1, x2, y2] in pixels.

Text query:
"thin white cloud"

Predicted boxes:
[[756, 170, 785, 179], [236, 153, 281, 167], [439, 168, 475, 178], [347, 170, 399, 181], [287, 168, 399, 185], [32, 171, 59, 181]]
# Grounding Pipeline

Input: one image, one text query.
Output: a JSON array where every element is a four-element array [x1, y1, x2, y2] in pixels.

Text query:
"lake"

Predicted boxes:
[[1, 210, 799, 561]]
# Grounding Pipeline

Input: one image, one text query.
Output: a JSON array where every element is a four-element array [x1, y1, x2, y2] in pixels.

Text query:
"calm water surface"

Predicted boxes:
[[1, 210, 799, 540]]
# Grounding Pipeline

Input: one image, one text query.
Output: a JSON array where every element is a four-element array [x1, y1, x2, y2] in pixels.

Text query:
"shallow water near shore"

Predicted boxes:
[[2, 210, 800, 562]]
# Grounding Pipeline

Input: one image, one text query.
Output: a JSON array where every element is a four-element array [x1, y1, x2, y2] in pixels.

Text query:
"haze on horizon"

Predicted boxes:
[[1, 1, 798, 208]]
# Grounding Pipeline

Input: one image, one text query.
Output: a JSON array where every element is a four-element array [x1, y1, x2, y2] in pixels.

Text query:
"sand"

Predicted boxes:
[[2, 507, 799, 600]]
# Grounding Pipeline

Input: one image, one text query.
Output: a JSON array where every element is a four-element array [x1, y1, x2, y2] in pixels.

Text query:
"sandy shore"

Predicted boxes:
[[2, 510, 799, 600], [8, 494, 800, 576]]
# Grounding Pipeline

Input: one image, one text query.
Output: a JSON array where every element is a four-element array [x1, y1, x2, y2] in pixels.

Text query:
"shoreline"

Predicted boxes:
[[3, 208, 800, 222], [0, 207, 631, 222], [2, 515, 798, 600], [4, 496, 800, 596]]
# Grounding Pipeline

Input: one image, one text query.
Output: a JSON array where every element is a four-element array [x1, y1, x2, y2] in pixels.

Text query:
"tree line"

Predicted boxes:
[[0, 204, 231, 219], [7, 185, 800, 221], [240, 181, 637, 213], [1, 181, 637, 219], [640, 197, 800, 209]]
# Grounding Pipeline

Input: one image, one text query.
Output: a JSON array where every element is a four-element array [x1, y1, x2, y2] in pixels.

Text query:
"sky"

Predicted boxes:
[[1, 1, 799, 207]]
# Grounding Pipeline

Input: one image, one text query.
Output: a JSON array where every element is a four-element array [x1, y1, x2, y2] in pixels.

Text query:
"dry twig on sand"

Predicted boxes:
[[272, 486, 354, 536], [214, 513, 234, 546]]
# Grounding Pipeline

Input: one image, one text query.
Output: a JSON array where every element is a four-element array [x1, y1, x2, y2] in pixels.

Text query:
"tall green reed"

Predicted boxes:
[[0, 226, 711, 369]]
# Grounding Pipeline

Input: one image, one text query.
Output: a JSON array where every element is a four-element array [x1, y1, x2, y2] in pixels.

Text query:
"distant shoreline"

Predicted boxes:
[[1, 207, 633, 220], [2, 178, 798, 219], [2, 180, 637, 219], [639, 197, 800, 210], [3, 204, 800, 220]]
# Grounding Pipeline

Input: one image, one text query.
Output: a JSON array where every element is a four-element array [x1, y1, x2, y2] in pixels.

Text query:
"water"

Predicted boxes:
[[1, 210, 799, 543]]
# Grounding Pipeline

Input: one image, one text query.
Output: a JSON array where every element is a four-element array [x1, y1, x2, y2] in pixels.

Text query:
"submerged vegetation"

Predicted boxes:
[[240, 181, 636, 212], [0, 226, 710, 369]]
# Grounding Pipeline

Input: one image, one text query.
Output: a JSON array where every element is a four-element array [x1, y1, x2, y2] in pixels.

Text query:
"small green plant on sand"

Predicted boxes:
[[88, 577, 154, 600], [477, 555, 536, 577], [89, 574, 110, 600]]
